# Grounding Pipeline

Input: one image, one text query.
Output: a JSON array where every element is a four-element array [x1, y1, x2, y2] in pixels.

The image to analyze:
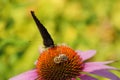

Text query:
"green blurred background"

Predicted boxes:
[[0, 0, 120, 80]]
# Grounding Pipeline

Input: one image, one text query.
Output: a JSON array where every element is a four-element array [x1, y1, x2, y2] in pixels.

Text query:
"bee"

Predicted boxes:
[[54, 54, 68, 64]]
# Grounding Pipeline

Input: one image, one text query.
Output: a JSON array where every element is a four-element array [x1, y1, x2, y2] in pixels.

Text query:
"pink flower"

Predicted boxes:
[[9, 45, 120, 80], [9, 11, 120, 80]]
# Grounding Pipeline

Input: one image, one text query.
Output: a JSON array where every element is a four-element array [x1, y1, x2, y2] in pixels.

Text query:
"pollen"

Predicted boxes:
[[36, 45, 83, 80]]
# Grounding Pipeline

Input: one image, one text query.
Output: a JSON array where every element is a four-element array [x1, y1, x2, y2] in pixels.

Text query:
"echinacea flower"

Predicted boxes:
[[9, 11, 120, 80]]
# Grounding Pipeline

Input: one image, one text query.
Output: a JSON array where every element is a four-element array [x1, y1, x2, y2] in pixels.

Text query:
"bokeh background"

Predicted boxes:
[[0, 0, 120, 80]]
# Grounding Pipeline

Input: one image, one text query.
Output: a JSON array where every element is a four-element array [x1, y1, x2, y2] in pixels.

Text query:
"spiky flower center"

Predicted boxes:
[[36, 45, 83, 80]]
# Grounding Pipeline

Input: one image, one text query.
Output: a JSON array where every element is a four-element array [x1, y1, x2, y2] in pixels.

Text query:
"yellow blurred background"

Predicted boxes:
[[0, 0, 120, 80]]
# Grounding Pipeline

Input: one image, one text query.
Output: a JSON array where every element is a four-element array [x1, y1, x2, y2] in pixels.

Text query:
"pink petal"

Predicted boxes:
[[91, 70, 120, 80], [71, 75, 97, 80], [76, 50, 96, 61], [71, 78, 75, 80], [80, 75, 97, 80], [38, 46, 45, 54], [85, 61, 114, 65], [83, 62, 117, 72], [34, 60, 38, 65], [9, 69, 38, 80]]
